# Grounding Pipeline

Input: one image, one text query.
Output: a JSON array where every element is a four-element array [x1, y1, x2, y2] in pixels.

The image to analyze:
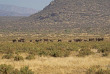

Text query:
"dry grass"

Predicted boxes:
[[0, 55, 110, 74]]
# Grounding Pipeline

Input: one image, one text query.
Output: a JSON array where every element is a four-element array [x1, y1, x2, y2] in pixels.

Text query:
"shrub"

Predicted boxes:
[[29, 51, 36, 55], [20, 66, 34, 74], [15, 51, 20, 55], [26, 55, 35, 60], [77, 49, 94, 57], [12, 69, 21, 74], [98, 48, 109, 53], [5, 49, 14, 54], [0, 64, 34, 74], [0, 64, 14, 74], [2, 54, 14, 59], [86, 65, 110, 74], [50, 50, 70, 57], [102, 52, 109, 57], [86, 65, 100, 74], [14, 55, 24, 61], [38, 50, 48, 56]]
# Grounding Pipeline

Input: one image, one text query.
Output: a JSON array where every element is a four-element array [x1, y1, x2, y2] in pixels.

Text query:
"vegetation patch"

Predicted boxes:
[[0, 64, 34, 74], [2, 54, 14, 59], [0, 41, 110, 57], [26, 54, 35, 60], [102, 52, 109, 57], [86, 65, 110, 74], [77, 49, 94, 57], [14, 55, 24, 61], [0, 64, 14, 74]]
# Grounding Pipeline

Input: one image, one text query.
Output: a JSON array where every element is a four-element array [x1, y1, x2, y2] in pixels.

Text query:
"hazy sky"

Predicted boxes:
[[0, 0, 53, 10]]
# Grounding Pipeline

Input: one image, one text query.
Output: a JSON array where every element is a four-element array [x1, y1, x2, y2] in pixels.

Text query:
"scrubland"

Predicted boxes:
[[0, 36, 110, 74]]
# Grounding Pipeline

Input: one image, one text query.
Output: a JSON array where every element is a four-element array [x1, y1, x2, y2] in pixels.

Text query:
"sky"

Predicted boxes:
[[0, 0, 53, 10]]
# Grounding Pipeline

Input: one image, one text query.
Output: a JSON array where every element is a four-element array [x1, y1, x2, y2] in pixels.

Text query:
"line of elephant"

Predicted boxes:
[[12, 38, 104, 43]]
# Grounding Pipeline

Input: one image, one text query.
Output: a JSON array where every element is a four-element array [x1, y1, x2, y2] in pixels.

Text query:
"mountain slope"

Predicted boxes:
[[1, 0, 110, 34], [0, 4, 37, 16]]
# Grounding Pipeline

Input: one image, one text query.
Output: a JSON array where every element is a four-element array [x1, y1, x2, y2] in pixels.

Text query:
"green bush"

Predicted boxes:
[[0, 64, 34, 74], [102, 52, 109, 57], [0, 41, 110, 57], [2, 54, 14, 59], [98, 48, 109, 53], [29, 51, 37, 55], [12, 69, 21, 74], [37, 50, 48, 56], [14, 55, 24, 61], [97, 69, 110, 74], [86, 65, 100, 74], [26, 55, 35, 60], [0, 64, 14, 74], [50, 50, 70, 57], [19, 66, 34, 74], [86, 65, 110, 74], [77, 49, 94, 57]]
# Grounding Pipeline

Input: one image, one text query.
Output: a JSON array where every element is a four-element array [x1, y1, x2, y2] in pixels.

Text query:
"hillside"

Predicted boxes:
[[0, 4, 37, 16], [0, 0, 110, 34]]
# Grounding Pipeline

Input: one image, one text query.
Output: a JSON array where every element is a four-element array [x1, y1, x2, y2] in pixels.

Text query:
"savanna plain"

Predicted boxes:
[[0, 34, 110, 74]]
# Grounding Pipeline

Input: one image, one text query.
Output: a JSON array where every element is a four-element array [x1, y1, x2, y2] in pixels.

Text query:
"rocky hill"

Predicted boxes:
[[1, 0, 110, 34]]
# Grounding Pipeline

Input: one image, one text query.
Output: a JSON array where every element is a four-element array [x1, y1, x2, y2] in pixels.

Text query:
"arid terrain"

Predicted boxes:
[[0, 0, 110, 74], [0, 0, 110, 34], [0, 34, 110, 74], [0, 55, 110, 74]]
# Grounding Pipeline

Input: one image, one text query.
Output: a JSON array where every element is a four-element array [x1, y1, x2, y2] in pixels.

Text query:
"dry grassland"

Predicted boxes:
[[0, 54, 110, 74]]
